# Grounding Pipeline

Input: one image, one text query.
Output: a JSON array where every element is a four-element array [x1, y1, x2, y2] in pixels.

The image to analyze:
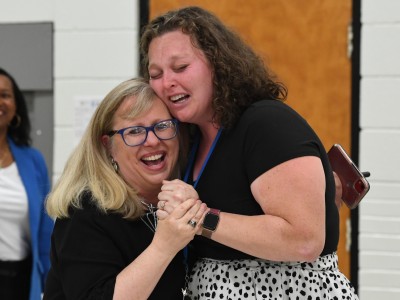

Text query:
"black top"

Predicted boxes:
[[189, 100, 339, 259], [43, 193, 185, 300]]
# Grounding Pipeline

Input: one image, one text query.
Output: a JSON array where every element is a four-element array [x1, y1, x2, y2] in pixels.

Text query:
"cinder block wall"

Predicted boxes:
[[0, 0, 140, 180], [359, 0, 400, 299], [53, 0, 140, 178]]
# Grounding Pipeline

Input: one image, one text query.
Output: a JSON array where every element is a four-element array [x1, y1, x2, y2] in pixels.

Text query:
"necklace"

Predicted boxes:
[[140, 200, 158, 233], [141, 200, 189, 299]]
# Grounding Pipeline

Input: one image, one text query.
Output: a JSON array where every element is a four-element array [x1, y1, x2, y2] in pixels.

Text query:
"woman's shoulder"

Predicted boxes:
[[240, 99, 305, 127], [24, 146, 45, 160], [10, 141, 46, 162], [68, 192, 125, 226], [68, 192, 105, 215], [54, 193, 136, 251], [247, 99, 298, 116]]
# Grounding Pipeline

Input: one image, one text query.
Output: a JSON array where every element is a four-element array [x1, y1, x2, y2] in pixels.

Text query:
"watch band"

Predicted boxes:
[[202, 228, 214, 239], [201, 208, 221, 239], [208, 208, 221, 215]]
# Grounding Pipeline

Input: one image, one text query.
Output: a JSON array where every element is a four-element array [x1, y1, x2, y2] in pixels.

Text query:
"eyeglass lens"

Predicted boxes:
[[123, 120, 177, 146]]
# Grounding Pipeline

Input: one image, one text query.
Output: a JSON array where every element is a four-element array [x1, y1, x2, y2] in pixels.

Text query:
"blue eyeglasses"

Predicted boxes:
[[106, 119, 179, 147]]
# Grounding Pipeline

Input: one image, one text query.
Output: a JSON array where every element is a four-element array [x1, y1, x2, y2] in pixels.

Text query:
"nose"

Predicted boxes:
[[162, 71, 176, 89], [143, 130, 160, 146]]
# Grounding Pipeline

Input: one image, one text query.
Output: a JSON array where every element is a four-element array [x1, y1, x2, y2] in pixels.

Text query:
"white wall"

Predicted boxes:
[[359, 0, 400, 299], [0, 0, 140, 180], [53, 0, 140, 179]]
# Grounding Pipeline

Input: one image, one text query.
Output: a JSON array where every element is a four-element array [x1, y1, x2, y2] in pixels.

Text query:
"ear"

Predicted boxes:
[[101, 135, 110, 148]]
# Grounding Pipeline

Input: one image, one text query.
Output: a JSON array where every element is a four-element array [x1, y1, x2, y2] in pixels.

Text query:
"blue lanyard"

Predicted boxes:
[[181, 127, 222, 294], [183, 128, 223, 188]]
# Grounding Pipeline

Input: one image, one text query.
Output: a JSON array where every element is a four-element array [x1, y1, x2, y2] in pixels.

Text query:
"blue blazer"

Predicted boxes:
[[9, 137, 54, 300]]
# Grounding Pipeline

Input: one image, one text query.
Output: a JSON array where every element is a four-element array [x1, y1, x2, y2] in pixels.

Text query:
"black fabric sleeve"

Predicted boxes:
[[50, 206, 123, 300], [45, 196, 186, 300], [241, 100, 323, 183]]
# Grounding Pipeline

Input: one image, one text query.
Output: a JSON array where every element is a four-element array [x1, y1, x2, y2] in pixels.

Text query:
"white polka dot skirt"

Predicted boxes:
[[187, 253, 359, 300]]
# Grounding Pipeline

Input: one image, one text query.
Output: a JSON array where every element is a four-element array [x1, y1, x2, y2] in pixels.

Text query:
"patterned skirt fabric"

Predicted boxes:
[[187, 253, 359, 300]]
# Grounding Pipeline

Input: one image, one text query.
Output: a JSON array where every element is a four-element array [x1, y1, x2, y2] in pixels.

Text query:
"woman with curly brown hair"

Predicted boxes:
[[141, 6, 358, 300]]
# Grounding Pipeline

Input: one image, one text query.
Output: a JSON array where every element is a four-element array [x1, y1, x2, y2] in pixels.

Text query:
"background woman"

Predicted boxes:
[[0, 67, 53, 300]]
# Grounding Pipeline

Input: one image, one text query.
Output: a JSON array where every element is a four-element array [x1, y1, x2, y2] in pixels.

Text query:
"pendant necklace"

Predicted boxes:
[[140, 200, 188, 299], [140, 200, 158, 233]]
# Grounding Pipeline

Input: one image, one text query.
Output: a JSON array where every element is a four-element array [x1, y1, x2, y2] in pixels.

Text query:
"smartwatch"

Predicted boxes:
[[201, 208, 221, 239]]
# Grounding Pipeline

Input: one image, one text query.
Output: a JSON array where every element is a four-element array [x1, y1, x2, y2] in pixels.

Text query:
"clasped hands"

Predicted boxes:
[[157, 179, 209, 235]]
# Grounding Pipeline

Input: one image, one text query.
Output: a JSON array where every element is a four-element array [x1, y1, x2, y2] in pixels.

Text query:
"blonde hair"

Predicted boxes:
[[46, 78, 159, 220]]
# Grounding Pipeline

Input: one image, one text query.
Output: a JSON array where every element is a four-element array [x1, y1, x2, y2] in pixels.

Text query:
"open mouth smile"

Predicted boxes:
[[141, 153, 165, 166]]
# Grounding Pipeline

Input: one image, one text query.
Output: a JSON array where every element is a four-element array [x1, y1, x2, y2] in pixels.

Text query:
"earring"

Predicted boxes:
[[111, 157, 119, 173], [9, 114, 21, 128]]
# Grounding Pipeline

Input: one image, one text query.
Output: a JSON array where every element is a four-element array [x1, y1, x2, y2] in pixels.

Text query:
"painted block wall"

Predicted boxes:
[[0, 0, 140, 180], [359, 0, 400, 299], [54, 0, 140, 178]]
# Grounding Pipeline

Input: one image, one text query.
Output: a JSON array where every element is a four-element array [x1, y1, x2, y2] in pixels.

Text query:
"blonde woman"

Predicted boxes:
[[43, 78, 207, 300]]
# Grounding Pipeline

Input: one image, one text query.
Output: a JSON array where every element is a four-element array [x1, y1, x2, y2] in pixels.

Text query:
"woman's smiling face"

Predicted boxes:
[[0, 75, 17, 131], [108, 96, 179, 197]]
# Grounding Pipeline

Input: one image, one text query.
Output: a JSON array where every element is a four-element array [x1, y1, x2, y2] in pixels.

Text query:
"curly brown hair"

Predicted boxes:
[[140, 6, 287, 129]]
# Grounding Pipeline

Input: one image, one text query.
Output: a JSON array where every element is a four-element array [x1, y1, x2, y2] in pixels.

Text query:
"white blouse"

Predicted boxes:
[[0, 162, 31, 261]]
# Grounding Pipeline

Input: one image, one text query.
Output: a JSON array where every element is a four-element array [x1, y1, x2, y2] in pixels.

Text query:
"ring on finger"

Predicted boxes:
[[188, 219, 197, 228], [158, 201, 166, 210]]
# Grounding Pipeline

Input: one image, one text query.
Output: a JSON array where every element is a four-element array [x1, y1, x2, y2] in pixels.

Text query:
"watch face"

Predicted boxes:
[[203, 212, 219, 231]]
